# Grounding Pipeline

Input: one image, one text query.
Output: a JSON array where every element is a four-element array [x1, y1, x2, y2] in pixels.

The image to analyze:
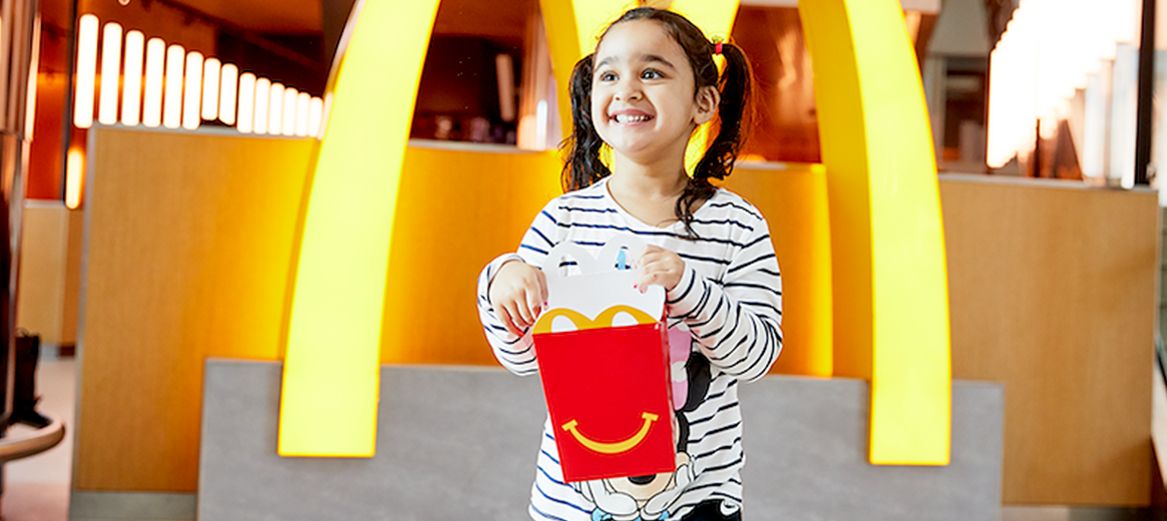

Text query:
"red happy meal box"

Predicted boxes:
[[532, 240, 676, 483]]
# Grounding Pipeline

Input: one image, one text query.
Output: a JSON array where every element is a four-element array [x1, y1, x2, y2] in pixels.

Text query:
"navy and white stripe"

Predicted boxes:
[[476, 177, 783, 520]]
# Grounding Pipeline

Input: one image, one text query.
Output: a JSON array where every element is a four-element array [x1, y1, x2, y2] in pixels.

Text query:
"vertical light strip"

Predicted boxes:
[[282, 87, 298, 136], [121, 30, 144, 126], [268, 82, 284, 135], [237, 72, 255, 133], [142, 37, 165, 127], [163, 44, 185, 128], [65, 148, 85, 209], [219, 64, 239, 126], [23, 16, 38, 139], [182, 51, 203, 129], [308, 96, 323, 137], [73, 14, 99, 128], [98, 22, 122, 125], [495, 54, 515, 122], [253, 77, 270, 134], [535, 100, 547, 149], [201, 58, 220, 120], [295, 92, 310, 136], [0, 18, 5, 115]]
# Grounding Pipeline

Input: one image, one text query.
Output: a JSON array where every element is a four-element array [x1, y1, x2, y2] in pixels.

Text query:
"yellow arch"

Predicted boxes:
[[798, 0, 951, 465], [276, 0, 441, 457], [278, 0, 951, 465]]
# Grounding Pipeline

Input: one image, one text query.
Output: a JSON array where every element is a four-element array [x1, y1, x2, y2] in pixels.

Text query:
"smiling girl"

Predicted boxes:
[[476, 7, 782, 521]]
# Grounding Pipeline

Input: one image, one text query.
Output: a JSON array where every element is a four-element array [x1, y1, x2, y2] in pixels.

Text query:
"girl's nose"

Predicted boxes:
[[615, 83, 643, 102]]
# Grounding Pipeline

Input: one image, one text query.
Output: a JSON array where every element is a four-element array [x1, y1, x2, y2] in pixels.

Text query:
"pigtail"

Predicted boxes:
[[561, 54, 611, 192], [677, 41, 754, 238]]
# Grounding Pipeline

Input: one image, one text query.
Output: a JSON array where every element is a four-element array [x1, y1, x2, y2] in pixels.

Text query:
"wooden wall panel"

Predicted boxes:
[[75, 128, 314, 491], [16, 201, 69, 342], [60, 208, 84, 345], [16, 201, 84, 346], [943, 175, 1159, 505]]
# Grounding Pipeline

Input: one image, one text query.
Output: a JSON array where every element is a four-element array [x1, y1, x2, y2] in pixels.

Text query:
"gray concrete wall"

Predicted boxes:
[[198, 360, 1002, 521]]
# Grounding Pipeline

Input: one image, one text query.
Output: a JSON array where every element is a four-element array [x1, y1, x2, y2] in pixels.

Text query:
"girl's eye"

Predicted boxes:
[[599, 71, 617, 82], [641, 69, 663, 80]]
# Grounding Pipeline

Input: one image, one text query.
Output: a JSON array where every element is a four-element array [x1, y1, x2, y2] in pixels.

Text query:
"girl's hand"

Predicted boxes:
[[488, 260, 549, 336], [635, 245, 685, 293]]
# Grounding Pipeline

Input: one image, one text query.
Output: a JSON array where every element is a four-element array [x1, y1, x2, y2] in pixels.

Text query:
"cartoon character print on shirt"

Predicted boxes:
[[573, 325, 712, 521]]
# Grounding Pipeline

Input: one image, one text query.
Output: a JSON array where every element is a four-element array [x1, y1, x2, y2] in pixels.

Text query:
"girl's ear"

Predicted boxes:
[[693, 85, 720, 126]]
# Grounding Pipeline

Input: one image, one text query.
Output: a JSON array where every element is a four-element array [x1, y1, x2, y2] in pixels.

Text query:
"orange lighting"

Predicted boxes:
[[282, 87, 297, 136], [295, 92, 310, 136], [98, 22, 122, 125], [65, 148, 85, 209], [308, 96, 323, 137], [219, 64, 238, 125], [237, 72, 256, 133], [182, 51, 203, 130], [986, 0, 1143, 168], [73, 14, 99, 128], [202, 58, 220, 120], [163, 44, 184, 128], [268, 82, 284, 135], [121, 30, 144, 126], [253, 77, 270, 134], [142, 37, 165, 127]]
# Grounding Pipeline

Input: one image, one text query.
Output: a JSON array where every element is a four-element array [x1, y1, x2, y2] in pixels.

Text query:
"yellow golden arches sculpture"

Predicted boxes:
[[276, 0, 441, 457], [797, 0, 952, 466], [278, 0, 952, 466]]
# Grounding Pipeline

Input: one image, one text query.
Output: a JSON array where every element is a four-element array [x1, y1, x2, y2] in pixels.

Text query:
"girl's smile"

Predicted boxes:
[[608, 108, 655, 125]]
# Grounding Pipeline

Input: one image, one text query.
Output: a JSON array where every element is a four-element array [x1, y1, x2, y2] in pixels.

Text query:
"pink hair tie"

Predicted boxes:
[[714, 42, 723, 55]]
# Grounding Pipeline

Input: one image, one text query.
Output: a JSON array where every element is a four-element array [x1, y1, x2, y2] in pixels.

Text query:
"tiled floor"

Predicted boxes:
[[3, 357, 74, 521]]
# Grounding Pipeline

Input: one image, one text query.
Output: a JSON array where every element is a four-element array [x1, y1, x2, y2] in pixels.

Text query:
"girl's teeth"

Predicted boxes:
[[616, 114, 651, 123]]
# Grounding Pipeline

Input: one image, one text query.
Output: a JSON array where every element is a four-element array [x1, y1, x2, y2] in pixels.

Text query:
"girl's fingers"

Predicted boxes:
[[635, 246, 661, 268], [498, 305, 521, 337], [636, 272, 661, 293], [514, 291, 535, 326], [536, 270, 549, 305], [526, 289, 543, 323], [506, 300, 528, 331], [637, 265, 683, 293]]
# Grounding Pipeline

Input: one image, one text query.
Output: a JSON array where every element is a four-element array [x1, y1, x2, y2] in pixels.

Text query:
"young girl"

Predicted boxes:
[[476, 7, 782, 521]]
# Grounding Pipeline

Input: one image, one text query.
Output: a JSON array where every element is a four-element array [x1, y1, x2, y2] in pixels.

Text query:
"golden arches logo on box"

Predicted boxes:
[[277, 0, 951, 467], [532, 305, 659, 335]]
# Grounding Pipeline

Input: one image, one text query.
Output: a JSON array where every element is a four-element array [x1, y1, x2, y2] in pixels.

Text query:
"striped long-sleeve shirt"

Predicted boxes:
[[476, 177, 783, 521]]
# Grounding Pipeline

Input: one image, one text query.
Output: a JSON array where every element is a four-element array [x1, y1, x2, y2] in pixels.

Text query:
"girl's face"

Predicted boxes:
[[591, 20, 717, 165]]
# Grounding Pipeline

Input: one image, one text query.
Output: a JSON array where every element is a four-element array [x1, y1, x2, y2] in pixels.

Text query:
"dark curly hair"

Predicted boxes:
[[560, 7, 754, 238]]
